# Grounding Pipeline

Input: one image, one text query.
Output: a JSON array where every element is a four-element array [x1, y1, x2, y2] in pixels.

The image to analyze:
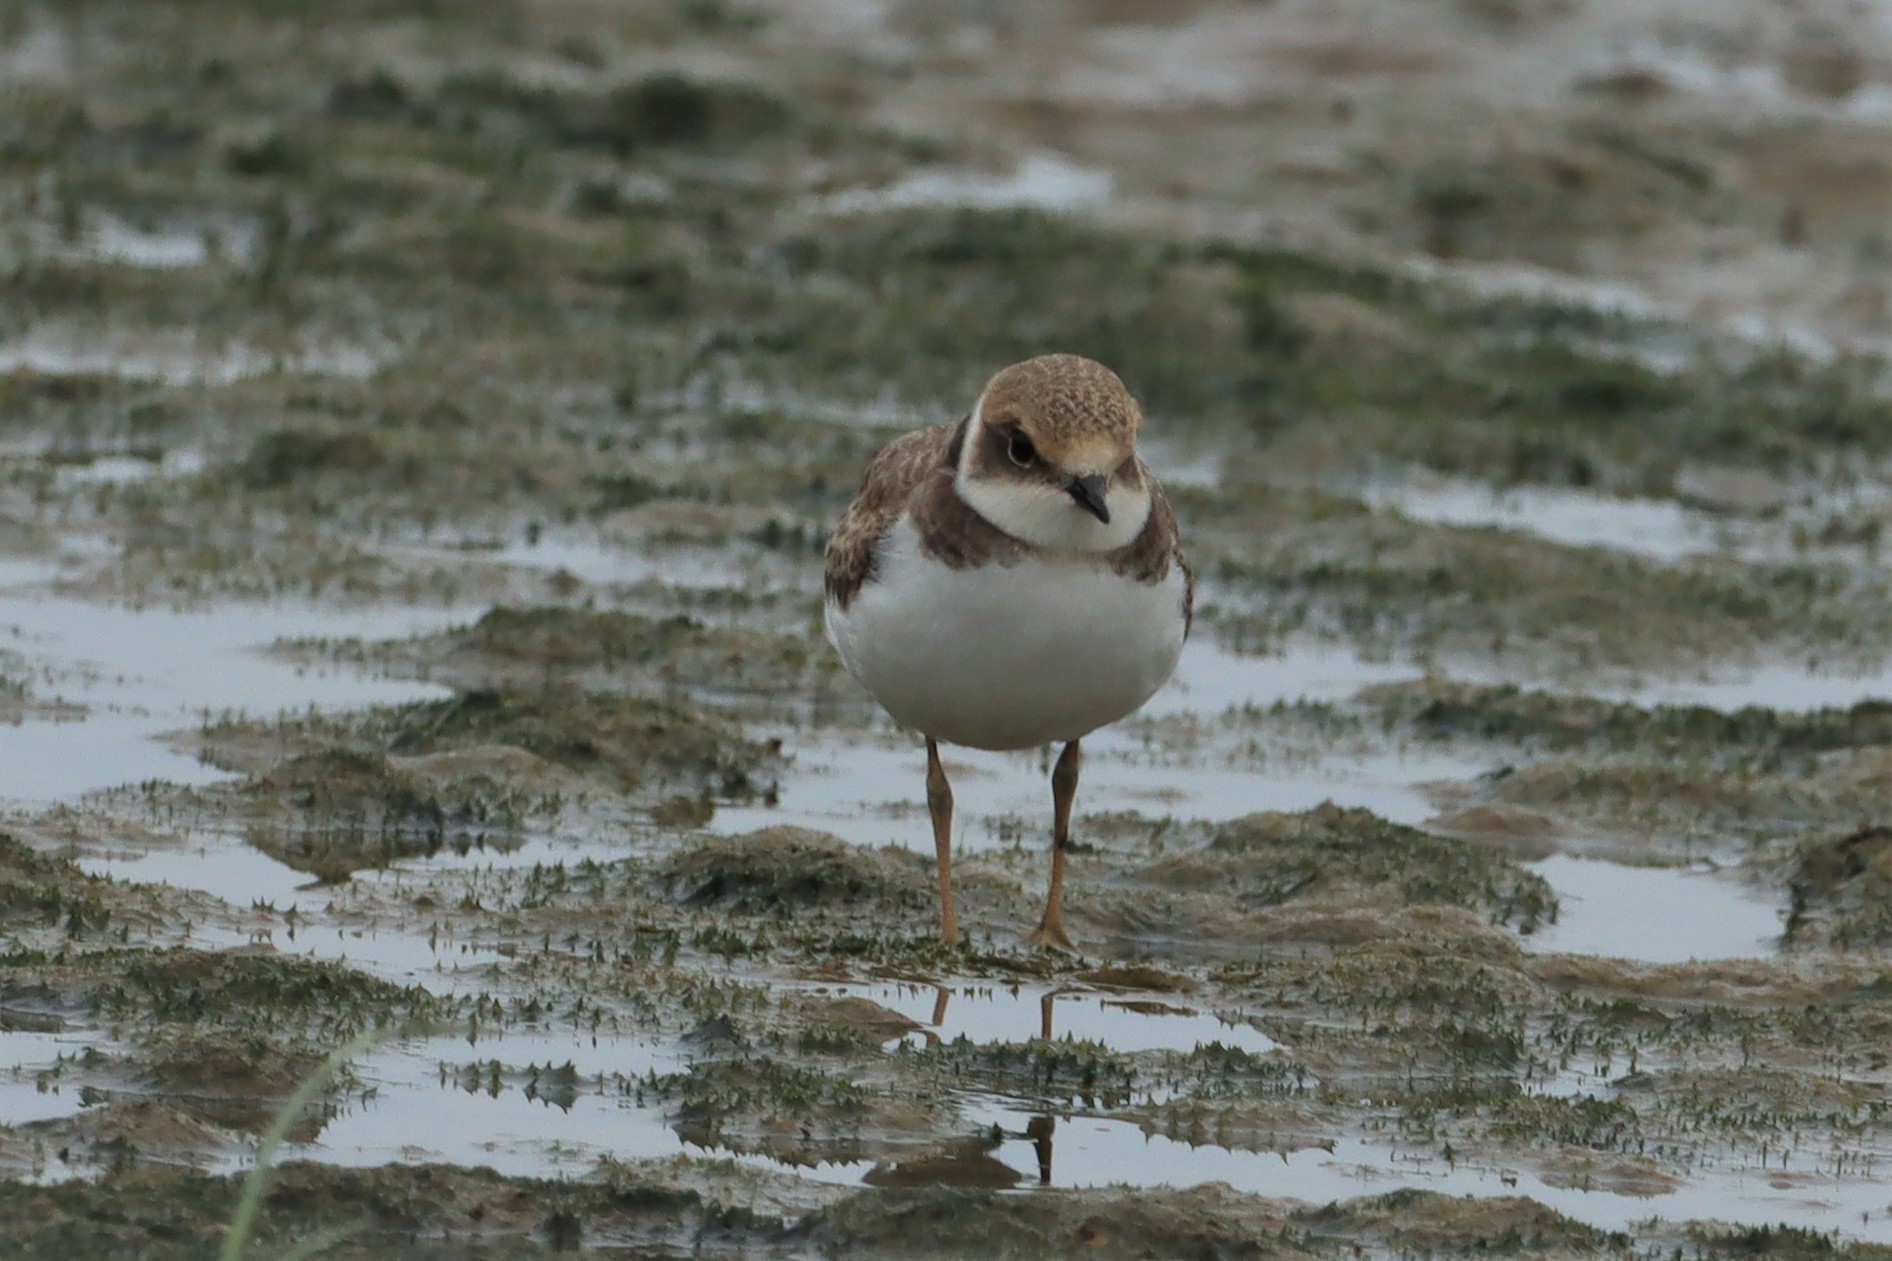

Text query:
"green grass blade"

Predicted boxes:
[[219, 1025, 393, 1261]]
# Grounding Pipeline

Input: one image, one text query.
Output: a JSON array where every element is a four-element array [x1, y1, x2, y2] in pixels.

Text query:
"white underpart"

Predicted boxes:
[[825, 516, 1188, 750]]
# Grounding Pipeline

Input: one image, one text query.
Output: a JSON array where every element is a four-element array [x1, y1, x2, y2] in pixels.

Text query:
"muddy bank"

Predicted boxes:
[[8, 0, 1892, 1255]]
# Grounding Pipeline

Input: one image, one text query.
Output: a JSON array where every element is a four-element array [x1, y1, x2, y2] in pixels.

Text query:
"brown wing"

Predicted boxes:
[[824, 420, 963, 610], [1108, 470, 1194, 637]]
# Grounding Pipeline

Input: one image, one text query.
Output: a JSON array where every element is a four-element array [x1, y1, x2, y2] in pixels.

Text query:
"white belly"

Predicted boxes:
[[825, 518, 1188, 751]]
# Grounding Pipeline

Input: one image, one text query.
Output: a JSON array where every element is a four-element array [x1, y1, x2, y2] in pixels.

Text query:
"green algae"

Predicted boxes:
[[1195, 487, 1892, 671], [0, 833, 111, 935], [372, 689, 776, 796], [662, 827, 930, 917], [305, 605, 830, 701], [0, 1160, 787, 1261], [96, 949, 444, 1037], [1300, 1187, 1623, 1258], [798, 1184, 1322, 1261], [1143, 804, 1556, 933], [1374, 680, 1892, 768], [1787, 825, 1892, 949], [202, 687, 779, 800], [239, 750, 474, 878]]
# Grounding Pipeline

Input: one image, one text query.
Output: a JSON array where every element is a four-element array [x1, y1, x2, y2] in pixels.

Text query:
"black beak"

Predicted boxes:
[[1067, 474, 1110, 524]]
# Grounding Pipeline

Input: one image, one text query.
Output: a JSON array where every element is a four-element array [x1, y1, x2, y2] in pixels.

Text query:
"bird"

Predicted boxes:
[[823, 353, 1192, 949]]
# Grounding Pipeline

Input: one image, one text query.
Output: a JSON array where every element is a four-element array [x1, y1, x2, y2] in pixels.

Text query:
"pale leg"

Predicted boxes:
[[926, 738, 959, 942], [1024, 739, 1080, 949]]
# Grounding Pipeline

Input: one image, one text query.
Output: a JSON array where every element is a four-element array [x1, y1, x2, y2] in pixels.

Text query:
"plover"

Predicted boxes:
[[824, 354, 1192, 948]]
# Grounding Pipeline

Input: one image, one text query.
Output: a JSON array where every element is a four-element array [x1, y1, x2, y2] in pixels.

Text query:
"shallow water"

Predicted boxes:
[[713, 729, 1470, 851], [52, 451, 207, 487], [1361, 473, 1732, 563], [1137, 636, 1421, 718], [1621, 659, 1892, 712], [821, 153, 1114, 215], [277, 1030, 690, 1178], [1525, 855, 1782, 963], [0, 327, 378, 383], [0, 1030, 105, 1129], [77, 836, 517, 993], [0, 539, 1877, 1241], [791, 981, 1282, 1057], [0, 588, 460, 804], [785, 1095, 1892, 1241], [258, 982, 1281, 1178], [13, 211, 253, 270]]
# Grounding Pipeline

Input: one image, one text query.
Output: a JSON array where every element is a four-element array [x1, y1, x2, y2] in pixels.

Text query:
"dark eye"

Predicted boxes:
[[1007, 429, 1037, 467]]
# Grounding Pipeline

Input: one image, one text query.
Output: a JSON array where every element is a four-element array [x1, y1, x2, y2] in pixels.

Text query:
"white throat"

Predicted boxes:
[[954, 397, 1151, 554]]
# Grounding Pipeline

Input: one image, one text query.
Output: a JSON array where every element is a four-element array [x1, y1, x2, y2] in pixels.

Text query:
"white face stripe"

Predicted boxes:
[[956, 465, 1151, 553], [954, 382, 1152, 553], [957, 386, 989, 483]]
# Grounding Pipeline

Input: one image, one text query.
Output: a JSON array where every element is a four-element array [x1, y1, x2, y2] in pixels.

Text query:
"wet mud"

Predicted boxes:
[[9, 0, 1892, 1257]]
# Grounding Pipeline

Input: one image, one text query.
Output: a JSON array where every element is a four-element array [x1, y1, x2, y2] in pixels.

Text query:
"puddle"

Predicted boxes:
[[1138, 438, 1224, 491], [192, 1010, 1892, 1243], [1524, 856, 1781, 963], [1619, 660, 1892, 714], [263, 1030, 691, 1179], [775, 1095, 1892, 1241], [1137, 636, 1421, 718], [821, 153, 1113, 215], [0, 586, 462, 803], [0, 327, 379, 384], [795, 981, 1280, 1057], [0, 1029, 102, 1129], [1360, 473, 1732, 563], [278, 981, 1280, 1177], [49, 450, 206, 488], [77, 835, 518, 993], [247, 981, 1283, 1182], [1412, 257, 1665, 322], [16, 213, 253, 271], [78, 841, 314, 912]]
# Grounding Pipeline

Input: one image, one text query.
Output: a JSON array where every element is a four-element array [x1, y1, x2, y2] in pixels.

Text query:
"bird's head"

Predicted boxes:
[[955, 354, 1153, 553]]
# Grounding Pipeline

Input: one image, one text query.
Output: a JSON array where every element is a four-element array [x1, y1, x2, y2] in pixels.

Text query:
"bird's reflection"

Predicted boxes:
[[1025, 1113, 1055, 1184], [863, 984, 1065, 1188], [915, 983, 1087, 1043], [862, 1112, 1058, 1189]]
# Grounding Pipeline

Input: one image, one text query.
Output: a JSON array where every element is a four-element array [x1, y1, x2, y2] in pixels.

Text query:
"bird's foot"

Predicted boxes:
[[1022, 917, 1074, 952]]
